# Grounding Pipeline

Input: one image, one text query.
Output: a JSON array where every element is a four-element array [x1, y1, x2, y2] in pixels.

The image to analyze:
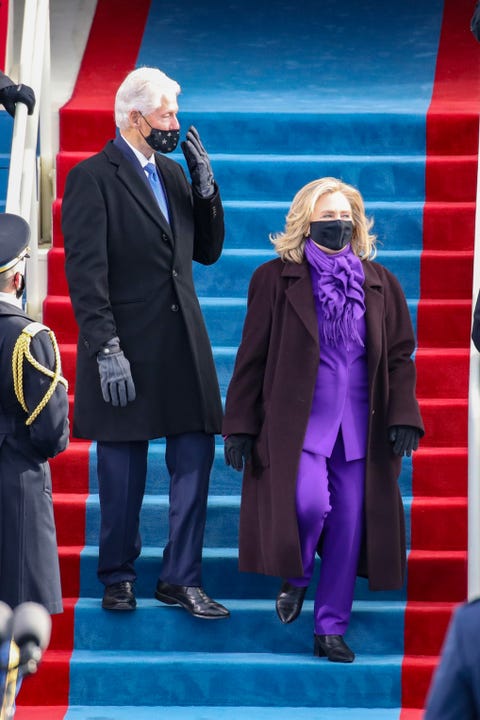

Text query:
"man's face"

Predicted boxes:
[[128, 98, 180, 157], [141, 97, 180, 132]]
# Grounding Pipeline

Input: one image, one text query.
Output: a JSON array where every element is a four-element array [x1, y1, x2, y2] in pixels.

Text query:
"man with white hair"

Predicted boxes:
[[62, 67, 229, 618]]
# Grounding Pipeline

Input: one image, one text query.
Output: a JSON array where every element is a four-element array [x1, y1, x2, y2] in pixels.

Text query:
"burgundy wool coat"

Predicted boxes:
[[222, 257, 425, 591]]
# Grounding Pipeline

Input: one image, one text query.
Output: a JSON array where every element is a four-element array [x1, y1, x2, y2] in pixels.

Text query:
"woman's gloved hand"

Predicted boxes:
[[388, 425, 421, 457], [224, 434, 254, 471]]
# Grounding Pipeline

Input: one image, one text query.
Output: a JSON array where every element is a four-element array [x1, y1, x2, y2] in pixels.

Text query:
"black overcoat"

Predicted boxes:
[[0, 301, 69, 613], [62, 140, 224, 441], [222, 258, 425, 591], [0, 71, 13, 91]]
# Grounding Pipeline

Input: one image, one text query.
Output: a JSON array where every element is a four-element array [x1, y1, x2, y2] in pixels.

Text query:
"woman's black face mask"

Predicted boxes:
[[309, 219, 353, 251]]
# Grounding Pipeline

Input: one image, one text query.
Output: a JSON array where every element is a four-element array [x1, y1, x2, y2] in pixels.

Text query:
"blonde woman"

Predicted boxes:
[[223, 177, 424, 662]]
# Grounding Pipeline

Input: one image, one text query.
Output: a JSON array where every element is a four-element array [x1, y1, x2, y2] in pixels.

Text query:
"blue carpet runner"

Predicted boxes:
[[7, 0, 479, 717], [73, 0, 429, 713]]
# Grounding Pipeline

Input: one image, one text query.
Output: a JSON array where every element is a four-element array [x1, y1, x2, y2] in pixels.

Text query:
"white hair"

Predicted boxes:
[[114, 67, 181, 129]]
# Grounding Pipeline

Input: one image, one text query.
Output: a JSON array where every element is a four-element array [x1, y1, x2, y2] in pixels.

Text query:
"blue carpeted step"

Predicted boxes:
[[63, 705, 405, 719], [87, 442, 414, 497], [175, 153, 427, 202], [73, 599, 405, 654], [0, 153, 10, 200], [196, 298, 418, 347], [0, 114, 13, 153], [84, 494, 413, 549], [194, 249, 421, 298], [67, 650, 403, 707], [221, 200, 425, 250], [138, 0, 443, 123], [174, 110, 428, 157], [85, 494, 241, 547], [78, 546, 407, 602]]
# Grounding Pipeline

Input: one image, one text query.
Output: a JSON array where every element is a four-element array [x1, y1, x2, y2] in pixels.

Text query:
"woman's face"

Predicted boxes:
[[309, 191, 353, 254], [311, 191, 352, 222]]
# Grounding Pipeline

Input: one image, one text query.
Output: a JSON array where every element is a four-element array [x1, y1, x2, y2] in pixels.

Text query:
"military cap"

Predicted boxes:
[[0, 213, 30, 273]]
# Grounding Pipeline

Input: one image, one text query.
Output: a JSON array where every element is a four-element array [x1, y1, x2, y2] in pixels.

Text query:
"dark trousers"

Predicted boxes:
[[96, 432, 215, 587]]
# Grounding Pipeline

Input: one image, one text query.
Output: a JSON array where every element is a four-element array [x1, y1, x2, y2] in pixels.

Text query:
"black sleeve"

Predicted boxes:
[[0, 70, 14, 91]]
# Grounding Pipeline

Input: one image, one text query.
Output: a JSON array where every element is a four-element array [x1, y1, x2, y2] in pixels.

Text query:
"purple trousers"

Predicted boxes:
[[288, 431, 365, 635]]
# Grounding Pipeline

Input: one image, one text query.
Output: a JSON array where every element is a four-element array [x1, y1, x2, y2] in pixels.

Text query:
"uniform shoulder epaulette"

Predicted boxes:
[[12, 321, 68, 425], [21, 321, 50, 337]]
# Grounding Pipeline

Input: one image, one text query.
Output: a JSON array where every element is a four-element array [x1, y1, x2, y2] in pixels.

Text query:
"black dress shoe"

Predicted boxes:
[[154, 581, 230, 619], [102, 581, 136, 611], [275, 581, 308, 624], [314, 634, 355, 663]]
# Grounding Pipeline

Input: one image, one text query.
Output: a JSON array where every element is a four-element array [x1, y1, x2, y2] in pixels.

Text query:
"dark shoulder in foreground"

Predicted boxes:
[[250, 256, 292, 282]]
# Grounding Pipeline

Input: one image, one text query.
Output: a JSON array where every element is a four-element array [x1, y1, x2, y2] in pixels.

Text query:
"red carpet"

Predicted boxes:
[[402, 0, 480, 711], [59, 0, 152, 151]]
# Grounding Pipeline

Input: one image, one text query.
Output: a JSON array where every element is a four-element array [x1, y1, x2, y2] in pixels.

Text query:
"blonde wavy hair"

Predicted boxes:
[[271, 177, 377, 263]]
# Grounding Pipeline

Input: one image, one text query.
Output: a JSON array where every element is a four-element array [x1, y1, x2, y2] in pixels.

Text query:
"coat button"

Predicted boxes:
[[162, 233, 169, 243], [171, 304, 179, 312], [172, 269, 178, 277]]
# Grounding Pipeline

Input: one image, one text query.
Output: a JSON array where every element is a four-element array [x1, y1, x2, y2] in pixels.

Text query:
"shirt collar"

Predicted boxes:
[[119, 132, 155, 169], [0, 291, 22, 308]]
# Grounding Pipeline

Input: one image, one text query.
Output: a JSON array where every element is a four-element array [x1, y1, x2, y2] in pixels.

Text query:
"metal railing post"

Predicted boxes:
[[468, 115, 480, 601], [5, 0, 51, 321]]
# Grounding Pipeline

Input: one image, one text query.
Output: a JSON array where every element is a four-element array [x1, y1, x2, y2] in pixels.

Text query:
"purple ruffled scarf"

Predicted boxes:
[[304, 239, 366, 347]]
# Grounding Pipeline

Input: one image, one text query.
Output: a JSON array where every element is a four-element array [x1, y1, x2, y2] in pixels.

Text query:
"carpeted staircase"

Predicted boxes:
[[9, 0, 480, 718]]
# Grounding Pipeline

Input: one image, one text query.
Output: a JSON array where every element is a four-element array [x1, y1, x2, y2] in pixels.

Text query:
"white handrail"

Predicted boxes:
[[5, 0, 52, 321], [467, 116, 480, 601]]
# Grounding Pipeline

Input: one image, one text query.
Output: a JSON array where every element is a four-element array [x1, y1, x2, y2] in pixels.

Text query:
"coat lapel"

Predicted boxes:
[[105, 141, 173, 239], [282, 262, 319, 346], [363, 260, 384, 385]]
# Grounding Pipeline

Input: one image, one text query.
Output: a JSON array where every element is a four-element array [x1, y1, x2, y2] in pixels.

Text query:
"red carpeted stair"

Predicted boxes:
[[401, 0, 480, 712]]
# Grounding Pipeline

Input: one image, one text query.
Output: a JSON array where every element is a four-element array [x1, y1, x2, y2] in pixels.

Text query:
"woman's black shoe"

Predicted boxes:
[[275, 581, 307, 624], [314, 634, 355, 663]]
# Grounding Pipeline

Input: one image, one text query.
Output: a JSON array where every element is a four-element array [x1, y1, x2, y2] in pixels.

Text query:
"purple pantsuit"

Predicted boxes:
[[288, 241, 368, 635]]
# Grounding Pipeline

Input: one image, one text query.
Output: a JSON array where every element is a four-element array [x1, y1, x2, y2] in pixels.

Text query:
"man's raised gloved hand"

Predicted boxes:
[[0, 83, 35, 117], [181, 125, 215, 198], [388, 425, 421, 457], [224, 434, 254, 471], [97, 336, 136, 408]]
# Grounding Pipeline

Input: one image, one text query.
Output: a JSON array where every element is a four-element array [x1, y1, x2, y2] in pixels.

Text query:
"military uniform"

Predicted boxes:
[[0, 214, 69, 615], [424, 598, 480, 719]]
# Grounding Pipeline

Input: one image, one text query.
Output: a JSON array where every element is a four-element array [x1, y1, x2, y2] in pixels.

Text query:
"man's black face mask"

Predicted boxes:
[[140, 114, 179, 153]]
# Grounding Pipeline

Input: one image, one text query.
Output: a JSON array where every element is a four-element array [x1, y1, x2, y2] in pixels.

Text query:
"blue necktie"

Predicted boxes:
[[144, 163, 170, 223]]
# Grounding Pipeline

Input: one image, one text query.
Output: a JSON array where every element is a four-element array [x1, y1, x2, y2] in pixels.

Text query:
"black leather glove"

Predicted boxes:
[[224, 434, 254, 471], [388, 425, 421, 457], [96, 337, 136, 408], [0, 83, 35, 117], [181, 125, 215, 198]]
